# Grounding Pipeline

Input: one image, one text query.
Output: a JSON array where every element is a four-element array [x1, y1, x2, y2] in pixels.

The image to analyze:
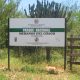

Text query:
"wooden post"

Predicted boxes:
[[8, 18, 10, 70], [64, 18, 67, 70], [46, 47, 50, 62]]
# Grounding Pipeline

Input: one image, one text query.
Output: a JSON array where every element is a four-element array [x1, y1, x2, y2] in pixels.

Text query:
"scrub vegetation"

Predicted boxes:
[[0, 0, 80, 80], [0, 48, 80, 80]]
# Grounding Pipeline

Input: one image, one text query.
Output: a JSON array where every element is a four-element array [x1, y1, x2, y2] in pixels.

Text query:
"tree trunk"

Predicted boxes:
[[46, 47, 51, 62]]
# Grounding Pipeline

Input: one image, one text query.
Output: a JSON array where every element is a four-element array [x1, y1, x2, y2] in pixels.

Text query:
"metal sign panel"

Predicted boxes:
[[9, 18, 65, 47]]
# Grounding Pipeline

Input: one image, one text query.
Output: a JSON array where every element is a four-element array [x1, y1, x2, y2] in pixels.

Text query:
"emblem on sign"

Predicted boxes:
[[35, 37, 39, 42], [34, 19, 39, 24], [14, 37, 17, 42]]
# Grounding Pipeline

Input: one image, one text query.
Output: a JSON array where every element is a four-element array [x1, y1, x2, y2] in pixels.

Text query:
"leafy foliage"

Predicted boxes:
[[0, 0, 23, 48], [0, 74, 7, 80], [26, 0, 73, 40], [28, 0, 69, 18]]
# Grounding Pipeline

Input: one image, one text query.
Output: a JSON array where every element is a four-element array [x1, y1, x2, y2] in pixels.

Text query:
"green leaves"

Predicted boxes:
[[0, 0, 22, 48], [28, 0, 69, 18]]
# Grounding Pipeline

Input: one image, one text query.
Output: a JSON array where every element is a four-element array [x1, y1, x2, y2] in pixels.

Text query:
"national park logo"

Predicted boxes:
[[34, 19, 39, 24], [35, 37, 39, 42]]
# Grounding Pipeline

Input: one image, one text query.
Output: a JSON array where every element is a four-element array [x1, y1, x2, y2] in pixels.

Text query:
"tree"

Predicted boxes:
[[63, 0, 80, 36], [0, 0, 22, 48], [24, 0, 72, 62]]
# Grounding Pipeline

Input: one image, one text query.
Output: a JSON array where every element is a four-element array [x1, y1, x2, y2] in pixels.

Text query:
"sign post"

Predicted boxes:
[[64, 18, 67, 70], [8, 18, 10, 70], [9, 18, 66, 70]]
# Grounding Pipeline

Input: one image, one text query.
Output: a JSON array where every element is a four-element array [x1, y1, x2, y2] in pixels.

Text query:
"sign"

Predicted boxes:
[[9, 18, 65, 47]]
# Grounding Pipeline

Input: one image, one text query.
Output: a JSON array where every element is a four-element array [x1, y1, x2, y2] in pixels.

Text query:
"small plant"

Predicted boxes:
[[21, 65, 36, 73], [0, 74, 7, 80], [48, 70, 58, 74], [21, 65, 46, 74], [0, 49, 7, 59]]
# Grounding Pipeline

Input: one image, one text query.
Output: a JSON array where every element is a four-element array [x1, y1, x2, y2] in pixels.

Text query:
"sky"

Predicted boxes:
[[19, 0, 80, 13], [19, 0, 66, 9]]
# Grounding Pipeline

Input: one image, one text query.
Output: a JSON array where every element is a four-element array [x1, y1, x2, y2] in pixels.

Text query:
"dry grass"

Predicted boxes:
[[0, 58, 80, 80], [0, 69, 79, 80], [0, 49, 80, 80]]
